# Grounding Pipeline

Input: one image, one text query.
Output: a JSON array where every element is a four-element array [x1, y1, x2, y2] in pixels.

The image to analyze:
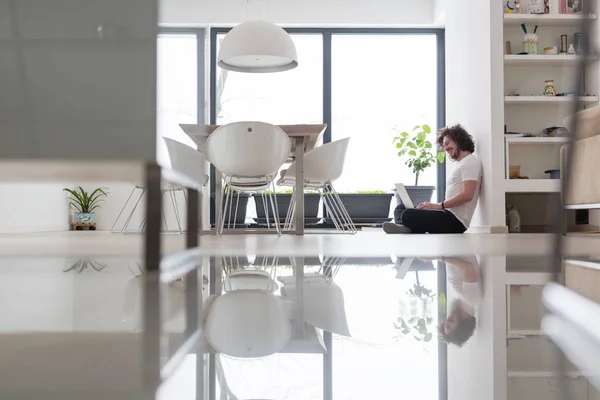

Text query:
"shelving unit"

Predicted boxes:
[[503, 6, 599, 233], [504, 13, 597, 25], [505, 95, 598, 103], [504, 54, 596, 65]]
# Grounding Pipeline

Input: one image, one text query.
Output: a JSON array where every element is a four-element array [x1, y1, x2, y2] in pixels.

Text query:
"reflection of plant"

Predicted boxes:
[[63, 258, 108, 273], [394, 271, 436, 342]]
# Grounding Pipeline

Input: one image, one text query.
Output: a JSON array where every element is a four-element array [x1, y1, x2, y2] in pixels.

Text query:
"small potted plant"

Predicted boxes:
[[253, 189, 321, 226], [325, 189, 394, 225], [63, 186, 108, 230], [392, 123, 446, 205]]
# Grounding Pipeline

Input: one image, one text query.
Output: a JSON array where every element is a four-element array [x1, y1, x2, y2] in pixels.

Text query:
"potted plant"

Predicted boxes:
[[392, 123, 446, 206], [63, 186, 108, 230], [253, 189, 321, 226], [324, 189, 394, 225]]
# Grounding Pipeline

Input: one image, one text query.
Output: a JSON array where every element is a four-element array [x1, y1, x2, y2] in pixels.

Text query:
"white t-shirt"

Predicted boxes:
[[445, 153, 482, 228], [446, 256, 483, 317]]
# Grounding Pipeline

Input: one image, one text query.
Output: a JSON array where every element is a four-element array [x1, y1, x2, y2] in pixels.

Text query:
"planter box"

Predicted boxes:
[[325, 193, 393, 224], [253, 193, 321, 224], [74, 212, 95, 223], [222, 193, 250, 225]]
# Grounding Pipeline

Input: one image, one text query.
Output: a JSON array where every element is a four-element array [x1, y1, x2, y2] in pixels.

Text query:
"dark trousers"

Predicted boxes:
[[394, 204, 467, 234]]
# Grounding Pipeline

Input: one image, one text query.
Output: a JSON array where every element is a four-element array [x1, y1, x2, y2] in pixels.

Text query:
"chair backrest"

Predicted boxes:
[[287, 137, 350, 183], [205, 121, 291, 178], [163, 137, 208, 185]]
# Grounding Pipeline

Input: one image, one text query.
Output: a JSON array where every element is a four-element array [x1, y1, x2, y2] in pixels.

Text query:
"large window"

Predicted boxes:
[[331, 34, 439, 194], [215, 34, 323, 125], [210, 29, 444, 207]]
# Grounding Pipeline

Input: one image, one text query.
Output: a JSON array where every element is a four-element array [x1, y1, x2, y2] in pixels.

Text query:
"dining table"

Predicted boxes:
[[179, 123, 327, 236]]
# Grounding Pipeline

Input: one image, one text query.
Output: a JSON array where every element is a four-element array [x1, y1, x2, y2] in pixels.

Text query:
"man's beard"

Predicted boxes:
[[450, 149, 460, 160]]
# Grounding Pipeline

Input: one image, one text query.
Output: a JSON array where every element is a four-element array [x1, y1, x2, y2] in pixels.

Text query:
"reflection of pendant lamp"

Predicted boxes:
[[217, 1, 298, 73]]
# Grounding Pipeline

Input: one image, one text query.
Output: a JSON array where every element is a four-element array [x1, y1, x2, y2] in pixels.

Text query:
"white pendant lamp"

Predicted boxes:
[[218, 19, 298, 73]]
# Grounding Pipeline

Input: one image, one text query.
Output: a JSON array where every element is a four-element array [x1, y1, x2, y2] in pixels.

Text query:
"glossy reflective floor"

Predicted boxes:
[[1, 233, 599, 399]]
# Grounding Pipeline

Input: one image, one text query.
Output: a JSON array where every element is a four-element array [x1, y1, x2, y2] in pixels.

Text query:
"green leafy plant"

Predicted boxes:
[[392, 124, 446, 185], [63, 186, 108, 214], [353, 190, 388, 194]]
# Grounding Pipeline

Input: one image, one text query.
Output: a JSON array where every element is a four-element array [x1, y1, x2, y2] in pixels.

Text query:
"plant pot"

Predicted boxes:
[[325, 193, 393, 223], [75, 212, 96, 223], [222, 193, 250, 224], [253, 193, 321, 224], [398, 186, 435, 207]]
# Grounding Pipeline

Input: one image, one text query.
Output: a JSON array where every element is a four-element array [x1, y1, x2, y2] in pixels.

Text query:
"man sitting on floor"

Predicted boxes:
[[383, 124, 482, 234]]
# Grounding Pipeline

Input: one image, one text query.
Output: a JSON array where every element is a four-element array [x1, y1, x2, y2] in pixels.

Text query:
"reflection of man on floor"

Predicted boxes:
[[436, 256, 482, 347], [383, 124, 482, 234]]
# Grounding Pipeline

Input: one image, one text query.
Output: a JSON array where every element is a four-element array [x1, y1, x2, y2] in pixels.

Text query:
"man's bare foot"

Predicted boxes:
[[382, 222, 411, 234]]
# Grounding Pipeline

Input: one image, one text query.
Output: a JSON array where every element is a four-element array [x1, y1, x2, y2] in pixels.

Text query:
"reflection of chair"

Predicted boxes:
[[278, 138, 356, 233], [278, 257, 351, 337], [206, 121, 291, 235], [205, 290, 291, 358]]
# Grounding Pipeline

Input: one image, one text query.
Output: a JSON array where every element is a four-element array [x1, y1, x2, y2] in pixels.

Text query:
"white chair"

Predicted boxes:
[[279, 137, 356, 233], [205, 121, 291, 235], [110, 138, 208, 234]]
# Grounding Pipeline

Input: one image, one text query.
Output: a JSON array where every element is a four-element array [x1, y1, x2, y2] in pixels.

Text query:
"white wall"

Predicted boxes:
[[160, 0, 435, 26], [445, 0, 505, 231], [0, 184, 69, 233]]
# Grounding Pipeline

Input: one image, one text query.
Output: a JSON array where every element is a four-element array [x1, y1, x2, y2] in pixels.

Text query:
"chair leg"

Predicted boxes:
[[168, 188, 183, 234], [261, 192, 271, 228], [268, 185, 281, 236], [111, 186, 138, 233], [122, 188, 147, 233], [327, 182, 357, 233], [219, 186, 231, 235], [322, 190, 342, 231], [284, 187, 296, 230]]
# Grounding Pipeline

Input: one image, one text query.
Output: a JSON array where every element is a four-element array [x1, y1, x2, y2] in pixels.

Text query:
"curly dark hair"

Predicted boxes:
[[438, 315, 477, 347], [436, 124, 476, 153]]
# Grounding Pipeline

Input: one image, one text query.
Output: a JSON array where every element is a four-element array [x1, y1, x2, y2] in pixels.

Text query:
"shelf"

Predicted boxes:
[[504, 55, 596, 66], [505, 95, 598, 104], [505, 137, 570, 144], [505, 179, 561, 193], [508, 371, 583, 378], [504, 13, 597, 26]]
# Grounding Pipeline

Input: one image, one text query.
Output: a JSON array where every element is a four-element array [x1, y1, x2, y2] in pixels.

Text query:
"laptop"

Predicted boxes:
[[393, 183, 415, 208]]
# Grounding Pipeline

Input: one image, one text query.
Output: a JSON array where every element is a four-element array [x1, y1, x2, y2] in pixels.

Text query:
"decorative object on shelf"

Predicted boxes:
[[543, 46, 558, 54], [544, 79, 557, 96], [505, 0, 522, 13], [560, 34, 568, 54], [574, 32, 583, 54], [528, 0, 546, 13], [392, 123, 446, 205], [217, 0, 298, 73], [567, 43, 576, 54], [506, 204, 522, 233], [545, 169, 561, 179], [509, 165, 521, 179], [63, 186, 108, 231], [567, 0, 583, 13], [543, 126, 569, 136], [549, 0, 560, 13], [505, 41, 512, 55], [521, 24, 539, 54]]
